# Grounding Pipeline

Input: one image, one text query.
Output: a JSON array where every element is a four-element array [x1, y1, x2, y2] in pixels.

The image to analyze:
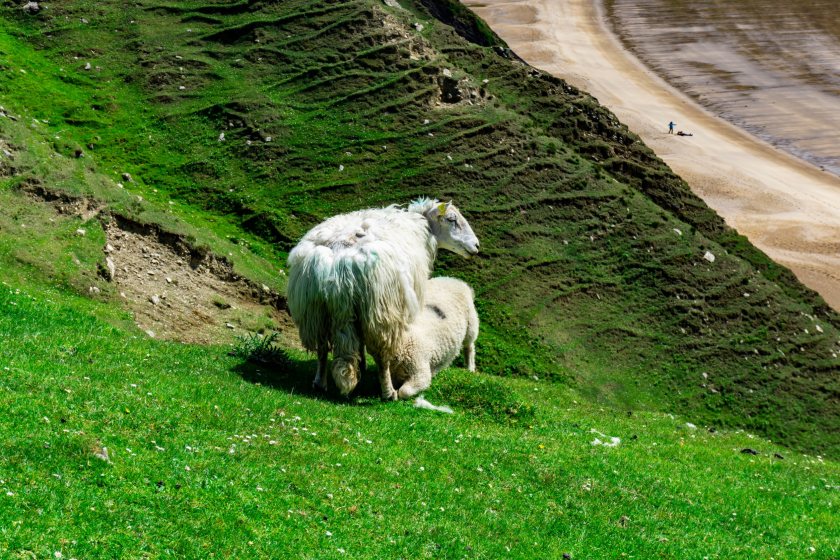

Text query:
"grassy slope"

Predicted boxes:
[[0, 283, 837, 559], [0, 0, 838, 555], [1, 0, 837, 454]]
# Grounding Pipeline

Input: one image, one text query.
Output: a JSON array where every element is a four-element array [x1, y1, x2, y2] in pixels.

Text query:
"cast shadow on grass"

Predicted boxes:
[[230, 333, 538, 421], [230, 332, 388, 404]]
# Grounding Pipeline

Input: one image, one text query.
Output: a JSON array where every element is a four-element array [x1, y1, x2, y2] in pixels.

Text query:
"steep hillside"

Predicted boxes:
[[0, 0, 838, 461]]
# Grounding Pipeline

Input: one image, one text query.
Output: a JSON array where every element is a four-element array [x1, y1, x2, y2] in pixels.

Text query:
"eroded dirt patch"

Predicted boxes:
[[22, 181, 105, 220], [103, 215, 295, 345], [22, 183, 297, 346], [0, 137, 16, 177]]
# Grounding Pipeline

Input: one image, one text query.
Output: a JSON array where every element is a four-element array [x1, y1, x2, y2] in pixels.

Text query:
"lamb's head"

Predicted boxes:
[[417, 199, 480, 257], [332, 357, 360, 397]]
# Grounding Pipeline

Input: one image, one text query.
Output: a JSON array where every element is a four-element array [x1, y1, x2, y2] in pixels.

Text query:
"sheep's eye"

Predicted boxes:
[[446, 216, 457, 223]]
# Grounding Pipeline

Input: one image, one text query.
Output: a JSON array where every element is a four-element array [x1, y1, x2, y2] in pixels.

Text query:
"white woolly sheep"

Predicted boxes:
[[381, 276, 479, 400], [286, 198, 479, 398]]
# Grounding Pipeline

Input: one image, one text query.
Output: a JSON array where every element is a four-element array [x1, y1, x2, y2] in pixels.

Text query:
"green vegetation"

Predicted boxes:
[[0, 0, 838, 556], [0, 283, 837, 558]]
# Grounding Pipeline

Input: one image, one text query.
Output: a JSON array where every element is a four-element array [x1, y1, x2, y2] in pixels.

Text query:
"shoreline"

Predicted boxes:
[[464, 0, 840, 310]]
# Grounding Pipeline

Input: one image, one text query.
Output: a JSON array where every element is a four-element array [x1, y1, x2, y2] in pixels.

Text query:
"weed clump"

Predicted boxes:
[[230, 331, 290, 367]]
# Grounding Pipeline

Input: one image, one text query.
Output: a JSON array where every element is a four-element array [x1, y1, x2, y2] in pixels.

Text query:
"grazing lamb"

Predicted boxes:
[[381, 276, 479, 400], [286, 198, 479, 398]]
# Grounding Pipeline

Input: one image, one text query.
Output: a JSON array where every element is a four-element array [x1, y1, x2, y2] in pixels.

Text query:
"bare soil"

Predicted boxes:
[[24, 184, 299, 347]]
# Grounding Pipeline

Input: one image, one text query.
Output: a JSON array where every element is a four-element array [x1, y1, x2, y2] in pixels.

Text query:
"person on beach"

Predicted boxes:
[[668, 121, 675, 134]]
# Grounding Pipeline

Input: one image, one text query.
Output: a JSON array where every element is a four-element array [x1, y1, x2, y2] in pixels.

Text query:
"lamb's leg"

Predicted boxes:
[[465, 308, 479, 372], [397, 363, 431, 400], [465, 340, 476, 372], [377, 355, 398, 401], [313, 344, 329, 391]]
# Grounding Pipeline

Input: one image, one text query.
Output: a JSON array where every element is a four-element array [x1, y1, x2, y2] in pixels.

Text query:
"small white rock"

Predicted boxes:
[[703, 251, 715, 263]]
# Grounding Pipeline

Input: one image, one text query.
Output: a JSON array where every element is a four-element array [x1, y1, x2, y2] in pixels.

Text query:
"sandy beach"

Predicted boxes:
[[464, 0, 840, 310]]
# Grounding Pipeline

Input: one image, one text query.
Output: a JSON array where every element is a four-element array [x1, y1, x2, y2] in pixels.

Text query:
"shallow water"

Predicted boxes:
[[604, 0, 840, 176]]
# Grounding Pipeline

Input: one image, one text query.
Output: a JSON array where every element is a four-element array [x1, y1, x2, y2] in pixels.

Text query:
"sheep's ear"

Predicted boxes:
[[437, 202, 447, 216]]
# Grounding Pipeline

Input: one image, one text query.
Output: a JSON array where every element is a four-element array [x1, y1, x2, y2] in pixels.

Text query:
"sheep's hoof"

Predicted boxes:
[[381, 389, 398, 401], [313, 377, 327, 391]]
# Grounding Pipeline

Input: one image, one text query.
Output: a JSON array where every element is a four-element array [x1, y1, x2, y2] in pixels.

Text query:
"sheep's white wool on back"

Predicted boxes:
[[286, 205, 436, 355]]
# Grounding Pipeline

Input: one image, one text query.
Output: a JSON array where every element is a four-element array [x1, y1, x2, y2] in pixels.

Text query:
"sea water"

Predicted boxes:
[[604, 0, 840, 177]]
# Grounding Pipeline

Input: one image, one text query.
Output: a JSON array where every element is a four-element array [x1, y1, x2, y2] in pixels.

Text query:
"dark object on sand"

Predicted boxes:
[[677, 130, 693, 136]]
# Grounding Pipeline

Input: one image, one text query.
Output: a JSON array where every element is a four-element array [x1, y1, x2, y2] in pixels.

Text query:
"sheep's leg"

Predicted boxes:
[[313, 344, 329, 391], [358, 327, 367, 378], [397, 363, 431, 400], [377, 356, 398, 401]]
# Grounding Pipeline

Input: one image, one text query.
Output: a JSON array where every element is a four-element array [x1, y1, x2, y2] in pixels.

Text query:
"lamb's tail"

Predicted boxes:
[[413, 395, 454, 414]]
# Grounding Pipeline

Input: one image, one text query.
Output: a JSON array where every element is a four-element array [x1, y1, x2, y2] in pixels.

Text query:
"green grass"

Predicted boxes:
[[3, 0, 833, 454], [0, 0, 839, 556], [0, 283, 837, 559]]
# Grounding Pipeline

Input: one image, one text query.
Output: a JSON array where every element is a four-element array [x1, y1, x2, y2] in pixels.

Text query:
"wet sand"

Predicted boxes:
[[605, 0, 840, 177], [464, 0, 840, 310]]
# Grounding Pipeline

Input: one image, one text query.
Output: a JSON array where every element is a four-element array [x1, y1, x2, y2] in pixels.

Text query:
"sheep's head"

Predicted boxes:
[[424, 200, 480, 257], [331, 357, 360, 397]]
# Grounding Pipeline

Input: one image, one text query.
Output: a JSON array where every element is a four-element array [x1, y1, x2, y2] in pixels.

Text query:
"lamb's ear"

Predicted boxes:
[[436, 202, 447, 216]]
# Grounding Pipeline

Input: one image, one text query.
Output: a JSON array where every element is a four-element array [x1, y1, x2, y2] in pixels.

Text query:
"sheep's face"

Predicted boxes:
[[332, 357, 360, 397], [428, 201, 480, 257]]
